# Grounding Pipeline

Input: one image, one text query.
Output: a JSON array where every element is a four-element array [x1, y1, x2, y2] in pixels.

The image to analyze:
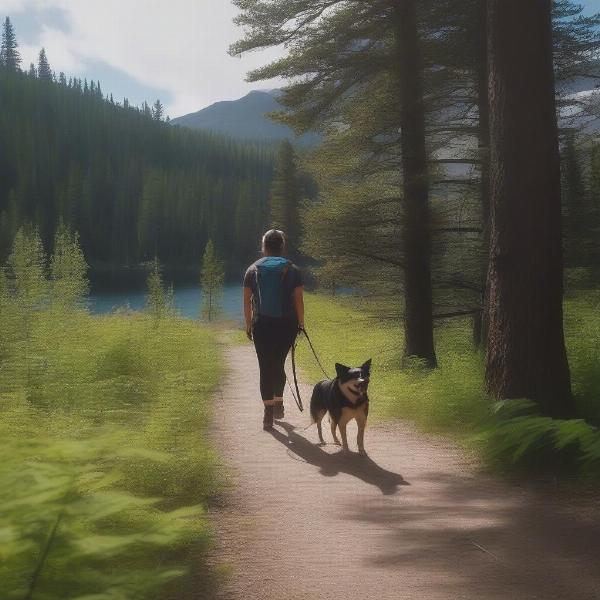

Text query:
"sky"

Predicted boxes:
[[585, 0, 600, 13], [0, 0, 286, 118], [2, 1, 600, 119]]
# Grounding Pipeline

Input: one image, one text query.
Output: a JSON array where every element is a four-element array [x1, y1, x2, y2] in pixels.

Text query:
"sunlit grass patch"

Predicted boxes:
[[564, 292, 600, 424], [220, 326, 251, 346], [297, 293, 489, 432]]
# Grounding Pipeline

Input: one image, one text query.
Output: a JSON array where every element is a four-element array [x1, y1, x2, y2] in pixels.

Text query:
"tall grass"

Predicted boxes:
[[295, 293, 488, 431], [1, 311, 224, 599], [1, 228, 224, 599], [295, 292, 600, 475], [564, 292, 600, 424]]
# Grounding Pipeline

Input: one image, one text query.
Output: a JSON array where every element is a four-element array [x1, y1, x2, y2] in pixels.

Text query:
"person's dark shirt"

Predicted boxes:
[[243, 257, 302, 320]]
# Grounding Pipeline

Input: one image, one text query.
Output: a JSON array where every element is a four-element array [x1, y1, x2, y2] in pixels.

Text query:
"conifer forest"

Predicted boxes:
[[0, 47, 275, 271]]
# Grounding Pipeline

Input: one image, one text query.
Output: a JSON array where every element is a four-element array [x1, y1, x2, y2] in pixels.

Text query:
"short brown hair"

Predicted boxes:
[[262, 229, 285, 254]]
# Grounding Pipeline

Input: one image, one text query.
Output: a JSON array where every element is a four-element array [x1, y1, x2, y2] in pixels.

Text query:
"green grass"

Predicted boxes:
[[564, 292, 600, 424], [296, 293, 488, 431], [0, 307, 224, 599], [221, 326, 251, 346], [295, 292, 600, 476]]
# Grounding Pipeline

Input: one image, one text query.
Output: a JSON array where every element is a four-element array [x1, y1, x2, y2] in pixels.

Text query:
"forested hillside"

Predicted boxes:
[[0, 66, 275, 271]]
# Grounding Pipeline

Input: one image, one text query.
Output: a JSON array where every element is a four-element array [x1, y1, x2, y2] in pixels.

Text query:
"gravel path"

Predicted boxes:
[[207, 341, 600, 600]]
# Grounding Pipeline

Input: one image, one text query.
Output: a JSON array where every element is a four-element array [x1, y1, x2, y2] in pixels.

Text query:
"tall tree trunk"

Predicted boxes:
[[473, 0, 490, 350], [394, 0, 437, 367], [485, 0, 573, 418]]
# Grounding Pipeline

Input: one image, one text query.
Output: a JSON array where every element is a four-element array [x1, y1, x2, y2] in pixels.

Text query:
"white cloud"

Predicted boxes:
[[1, 0, 285, 115], [0, 0, 35, 10], [20, 24, 85, 72]]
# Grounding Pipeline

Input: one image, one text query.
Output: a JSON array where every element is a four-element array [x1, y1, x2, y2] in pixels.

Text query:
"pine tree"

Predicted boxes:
[[152, 99, 164, 122], [485, 0, 573, 418], [199, 240, 224, 323], [0, 265, 10, 358], [553, 1, 600, 121], [559, 136, 600, 278], [50, 222, 89, 311], [393, 0, 436, 366], [270, 140, 302, 258], [37, 48, 52, 81], [1, 17, 21, 71], [562, 132, 586, 271], [7, 226, 48, 324], [146, 257, 173, 324]]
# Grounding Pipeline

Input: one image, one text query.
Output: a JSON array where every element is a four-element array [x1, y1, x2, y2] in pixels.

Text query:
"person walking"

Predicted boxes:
[[243, 229, 305, 430]]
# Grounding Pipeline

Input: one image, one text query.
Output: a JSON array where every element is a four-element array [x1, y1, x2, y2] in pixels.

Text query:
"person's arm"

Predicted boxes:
[[294, 285, 305, 331], [243, 286, 253, 340]]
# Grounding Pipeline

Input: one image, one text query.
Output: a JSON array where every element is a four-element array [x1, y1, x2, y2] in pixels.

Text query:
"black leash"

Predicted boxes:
[[285, 327, 331, 413], [299, 327, 330, 379], [288, 336, 303, 412]]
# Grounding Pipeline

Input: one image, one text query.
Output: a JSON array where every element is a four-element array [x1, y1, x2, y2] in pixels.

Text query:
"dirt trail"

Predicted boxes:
[[208, 342, 600, 600]]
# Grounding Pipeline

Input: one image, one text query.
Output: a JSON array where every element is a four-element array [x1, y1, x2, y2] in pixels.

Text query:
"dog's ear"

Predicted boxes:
[[335, 363, 350, 378], [361, 359, 372, 376]]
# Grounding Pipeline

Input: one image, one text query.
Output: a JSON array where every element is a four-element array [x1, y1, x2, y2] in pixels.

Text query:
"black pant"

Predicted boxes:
[[252, 316, 298, 402]]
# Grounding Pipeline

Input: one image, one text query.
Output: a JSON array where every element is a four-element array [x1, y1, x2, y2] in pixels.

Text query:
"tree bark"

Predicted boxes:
[[394, 0, 437, 367], [473, 0, 490, 350], [485, 0, 573, 417]]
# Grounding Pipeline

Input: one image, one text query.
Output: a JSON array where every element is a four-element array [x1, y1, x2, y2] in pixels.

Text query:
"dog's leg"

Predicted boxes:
[[356, 409, 367, 456], [330, 419, 341, 445], [338, 410, 353, 453], [316, 410, 326, 445]]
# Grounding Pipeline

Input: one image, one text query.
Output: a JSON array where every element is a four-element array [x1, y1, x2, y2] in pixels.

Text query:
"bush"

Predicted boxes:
[[479, 399, 600, 476]]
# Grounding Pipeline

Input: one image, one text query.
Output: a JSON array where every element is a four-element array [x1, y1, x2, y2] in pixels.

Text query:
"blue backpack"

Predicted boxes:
[[255, 256, 291, 318]]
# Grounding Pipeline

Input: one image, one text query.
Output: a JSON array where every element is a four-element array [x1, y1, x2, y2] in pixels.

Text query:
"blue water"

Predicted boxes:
[[88, 283, 244, 322]]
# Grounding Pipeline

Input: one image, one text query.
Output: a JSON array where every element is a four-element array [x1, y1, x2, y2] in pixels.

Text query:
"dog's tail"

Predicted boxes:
[[308, 384, 320, 425]]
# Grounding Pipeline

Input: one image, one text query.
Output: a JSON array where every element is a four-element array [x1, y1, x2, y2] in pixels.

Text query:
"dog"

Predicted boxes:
[[310, 359, 371, 456]]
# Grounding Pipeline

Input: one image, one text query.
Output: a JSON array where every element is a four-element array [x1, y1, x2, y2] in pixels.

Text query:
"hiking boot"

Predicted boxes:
[[273, 402, 284, 420], [263, 405, 274, 430]]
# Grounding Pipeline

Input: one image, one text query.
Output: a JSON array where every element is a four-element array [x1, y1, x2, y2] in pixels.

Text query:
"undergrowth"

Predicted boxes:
[[0, 311, 224, 599], [0, 227, 224, 599]]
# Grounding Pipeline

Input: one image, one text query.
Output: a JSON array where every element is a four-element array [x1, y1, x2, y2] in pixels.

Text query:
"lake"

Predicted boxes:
[[88, 283, 244, 323]]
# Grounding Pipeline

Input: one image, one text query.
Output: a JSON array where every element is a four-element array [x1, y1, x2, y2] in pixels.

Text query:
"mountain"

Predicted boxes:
[[171, 90, 321, 146]]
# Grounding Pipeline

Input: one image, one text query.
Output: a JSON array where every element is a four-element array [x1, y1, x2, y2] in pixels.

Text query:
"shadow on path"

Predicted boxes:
[[346, 470, 600, 599], [268, 420, 409, 495]]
